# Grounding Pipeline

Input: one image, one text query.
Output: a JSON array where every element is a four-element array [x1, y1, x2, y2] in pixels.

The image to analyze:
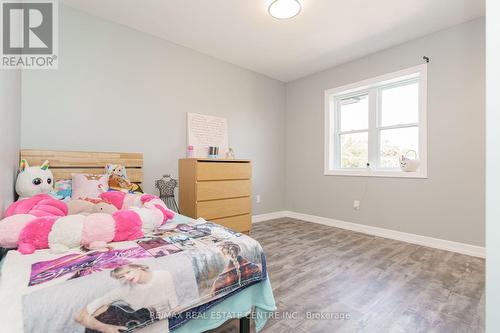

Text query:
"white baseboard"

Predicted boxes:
[[252, 210, 485, 258], [252, 211, 288, 223]]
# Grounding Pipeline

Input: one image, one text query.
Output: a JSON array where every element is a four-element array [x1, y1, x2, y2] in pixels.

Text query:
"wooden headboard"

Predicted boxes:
[[19, 150, 144, 184]]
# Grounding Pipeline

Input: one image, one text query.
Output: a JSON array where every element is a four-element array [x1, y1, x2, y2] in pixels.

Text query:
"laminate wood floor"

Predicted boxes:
[[209, 218, 485, 333]]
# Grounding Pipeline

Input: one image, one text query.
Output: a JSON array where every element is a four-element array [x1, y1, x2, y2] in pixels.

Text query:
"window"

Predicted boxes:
[[325, 65, 427, 178]]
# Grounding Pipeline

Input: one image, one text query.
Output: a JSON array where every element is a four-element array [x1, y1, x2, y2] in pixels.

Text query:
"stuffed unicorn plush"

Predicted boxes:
[[15, 159, 54, 200]]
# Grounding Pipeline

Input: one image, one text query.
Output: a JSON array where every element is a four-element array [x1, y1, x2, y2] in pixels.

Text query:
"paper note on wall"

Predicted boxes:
[[187, 113, 229, 158]]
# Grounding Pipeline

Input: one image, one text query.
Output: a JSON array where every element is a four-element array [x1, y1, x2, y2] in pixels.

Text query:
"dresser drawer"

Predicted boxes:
[[211, 214, 251, 233], [197, 180, 251, 201], [196, 197, 251, 220], [196, 162, 251, 181]]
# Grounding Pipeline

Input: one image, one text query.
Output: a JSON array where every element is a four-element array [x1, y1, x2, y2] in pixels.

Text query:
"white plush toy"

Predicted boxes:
[[48, 214, 86, 253], [15, 159, 54, 200]]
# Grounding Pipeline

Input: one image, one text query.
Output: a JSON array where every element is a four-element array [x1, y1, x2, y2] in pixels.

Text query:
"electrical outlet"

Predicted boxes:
[[353, 200, 360, 210], [256, 195, 261, 204]]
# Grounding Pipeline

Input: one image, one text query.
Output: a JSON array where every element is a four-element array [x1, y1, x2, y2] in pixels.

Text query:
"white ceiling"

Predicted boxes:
[[62, 0, 484, 82]]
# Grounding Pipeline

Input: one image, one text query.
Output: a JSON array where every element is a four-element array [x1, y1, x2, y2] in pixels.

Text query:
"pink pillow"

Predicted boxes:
[[71, 174, 109, 199]]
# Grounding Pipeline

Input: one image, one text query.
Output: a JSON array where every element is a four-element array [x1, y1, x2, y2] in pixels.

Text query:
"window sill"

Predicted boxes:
[[324, 169, 427, 179]]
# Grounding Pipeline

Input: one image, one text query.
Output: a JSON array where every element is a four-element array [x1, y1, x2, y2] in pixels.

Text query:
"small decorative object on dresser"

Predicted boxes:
[[155, 175, 179, 213], [186, 145, 195, 158], [207, 146, 219, 159], [179, 158, 252, 233], [226, 148, 235, 159]]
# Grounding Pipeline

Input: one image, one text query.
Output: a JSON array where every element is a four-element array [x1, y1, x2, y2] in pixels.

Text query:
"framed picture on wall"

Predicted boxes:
[[187, 112, 229, 158]]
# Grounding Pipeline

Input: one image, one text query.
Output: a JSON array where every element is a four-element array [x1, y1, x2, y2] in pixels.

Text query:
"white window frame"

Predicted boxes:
[[324, 64, 427, 178]]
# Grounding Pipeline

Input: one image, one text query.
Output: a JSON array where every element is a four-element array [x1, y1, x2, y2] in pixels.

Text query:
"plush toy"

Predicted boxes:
[[81, 213, 115, 249], [106, 163, 143, 193], [48, 214, 86, 253], [67, 198, 118, 215], [112, 210, 144, 242], [0, 214, 36, 248], [15, 160, 54, 200], [101, 192, 175, 221], [0, 193, 175, 254], [5, 194, 68, 218], [18, 216, 59, 255]]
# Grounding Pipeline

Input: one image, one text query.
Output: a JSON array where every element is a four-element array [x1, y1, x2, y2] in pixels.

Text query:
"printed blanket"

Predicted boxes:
[[21, 219, 267, 333]]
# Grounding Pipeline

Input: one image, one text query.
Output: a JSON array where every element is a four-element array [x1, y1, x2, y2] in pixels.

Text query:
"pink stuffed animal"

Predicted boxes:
[[67, 199, 117, 215], [5, 194, 67, 217], [0, 214, 36, 248], [100, 191, 127, 209], [101, 191, 175, 220], [0, 195, 67, 250], [81, 213, 115, 249], [0, 193, 175, 254], [18, 216, 59, 254], [112, 210, 144, 241]]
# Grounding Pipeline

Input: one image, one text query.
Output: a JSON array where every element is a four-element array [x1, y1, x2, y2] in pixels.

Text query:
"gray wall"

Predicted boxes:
[[0, 70, 21, 217], [486, 0, 499, 330], [20, 6, 485, 246], [285, 18, 485, 246], [21, 6, 286, 214]]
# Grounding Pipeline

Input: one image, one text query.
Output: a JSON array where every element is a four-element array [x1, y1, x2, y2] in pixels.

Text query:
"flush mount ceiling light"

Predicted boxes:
[[268, 0, 302, 19]]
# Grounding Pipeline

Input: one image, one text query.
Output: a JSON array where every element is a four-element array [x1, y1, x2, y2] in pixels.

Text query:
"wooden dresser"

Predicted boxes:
[[179, 159, 252, 233]]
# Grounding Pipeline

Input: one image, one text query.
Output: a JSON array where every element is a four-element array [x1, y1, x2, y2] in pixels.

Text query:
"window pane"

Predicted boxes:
[[340, 95, 368, 131], [380, 82, 419, 126], [340, 132, 368, 168], [379, 127, 419, 168]]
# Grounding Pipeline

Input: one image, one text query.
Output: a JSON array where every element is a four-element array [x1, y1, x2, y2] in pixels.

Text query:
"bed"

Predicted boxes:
[[0, 150, 276, 333]]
